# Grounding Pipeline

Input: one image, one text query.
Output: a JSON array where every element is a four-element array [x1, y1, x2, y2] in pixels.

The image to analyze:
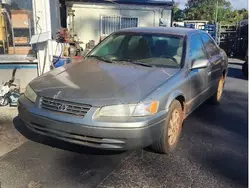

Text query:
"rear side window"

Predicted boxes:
[[201, 33, 220, 57], [190, 34, 206, 61]]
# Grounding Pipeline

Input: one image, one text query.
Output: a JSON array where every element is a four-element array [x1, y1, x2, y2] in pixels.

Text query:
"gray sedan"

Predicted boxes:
[[18, 27, 228, 153]]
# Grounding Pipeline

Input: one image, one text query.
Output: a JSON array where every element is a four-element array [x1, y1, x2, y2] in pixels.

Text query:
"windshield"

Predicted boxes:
[[87, 33, 184, 68]]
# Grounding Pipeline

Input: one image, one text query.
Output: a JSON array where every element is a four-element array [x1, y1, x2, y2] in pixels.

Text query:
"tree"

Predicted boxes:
[[220, 8, 248, 24], [173, 3, 185, 21], [185, 0, 232, 23], [239, 8, 249, 20]]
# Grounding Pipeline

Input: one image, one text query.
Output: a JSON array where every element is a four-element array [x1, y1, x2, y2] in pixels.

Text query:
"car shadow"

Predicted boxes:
[[145, 84, 248, 186], [194, 92, 248, 138], [183, 90, 248, 187], [13, 116, 125, 156]]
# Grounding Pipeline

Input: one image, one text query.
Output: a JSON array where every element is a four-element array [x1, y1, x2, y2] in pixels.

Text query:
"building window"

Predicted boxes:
[[121, 17, 138, 29], [101, 16, 121, 36], [101, 15, 138, 36]]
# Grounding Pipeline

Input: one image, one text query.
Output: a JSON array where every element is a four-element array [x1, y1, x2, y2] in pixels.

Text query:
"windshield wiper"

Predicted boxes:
[[116, 59, 155, 68], [87, 55, 114, 64]]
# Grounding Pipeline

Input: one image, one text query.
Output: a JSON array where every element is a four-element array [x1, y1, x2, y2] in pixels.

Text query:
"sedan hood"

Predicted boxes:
[[30, 59, 178, 106]]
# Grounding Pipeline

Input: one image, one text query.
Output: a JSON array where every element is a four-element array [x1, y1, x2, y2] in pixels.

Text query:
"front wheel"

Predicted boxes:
[[151, 100, 183, 154], [0, 96, 9, 106]]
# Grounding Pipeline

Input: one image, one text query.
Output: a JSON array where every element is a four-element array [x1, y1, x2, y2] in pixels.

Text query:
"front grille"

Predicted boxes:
[[41, 97, 91, 117]]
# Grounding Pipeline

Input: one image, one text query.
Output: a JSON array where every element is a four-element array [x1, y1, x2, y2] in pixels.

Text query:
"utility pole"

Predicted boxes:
[[215, 0, 219, 23], [215, 0, 219, 44]]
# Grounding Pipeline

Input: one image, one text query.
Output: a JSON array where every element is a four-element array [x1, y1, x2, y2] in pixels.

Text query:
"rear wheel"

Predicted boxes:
[[151, 100, 183, 154], [209, 75, 225, 105]]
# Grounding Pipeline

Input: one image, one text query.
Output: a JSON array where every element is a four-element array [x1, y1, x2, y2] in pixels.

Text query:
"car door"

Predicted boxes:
[[200, 33, 223, 94], [187, 34, 210, 113]]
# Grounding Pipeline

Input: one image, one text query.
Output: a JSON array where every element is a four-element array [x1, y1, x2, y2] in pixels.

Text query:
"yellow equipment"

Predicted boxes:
[[0, 8, 9, 54]]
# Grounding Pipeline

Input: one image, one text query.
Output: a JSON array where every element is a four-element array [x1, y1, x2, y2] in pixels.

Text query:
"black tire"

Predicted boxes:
[[208, 76, 225, 105], [0, 96, 9, 106], [151, 100, 183, 154], [242, 61, 248, 78]]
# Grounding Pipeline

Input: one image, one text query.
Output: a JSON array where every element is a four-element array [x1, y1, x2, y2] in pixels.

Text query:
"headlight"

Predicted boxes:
[[24, 85, 37, 103], [99, 101, 159, 117], [133, 101, 159, 116]]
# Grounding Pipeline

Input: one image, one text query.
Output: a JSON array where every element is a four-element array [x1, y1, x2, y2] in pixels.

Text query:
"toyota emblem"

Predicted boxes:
[[58, 104, 68, 111]]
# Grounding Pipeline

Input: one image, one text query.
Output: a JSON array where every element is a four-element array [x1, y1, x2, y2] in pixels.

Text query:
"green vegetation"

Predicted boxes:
[[173, 0, 248, 24], [173, 3, 185, 21]]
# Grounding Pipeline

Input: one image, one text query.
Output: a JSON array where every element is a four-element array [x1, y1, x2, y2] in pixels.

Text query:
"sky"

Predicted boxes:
[[177, 0, 249, 10]]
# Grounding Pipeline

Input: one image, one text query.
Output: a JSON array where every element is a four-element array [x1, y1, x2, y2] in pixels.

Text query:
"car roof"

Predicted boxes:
[[116, 27, 200, 36]]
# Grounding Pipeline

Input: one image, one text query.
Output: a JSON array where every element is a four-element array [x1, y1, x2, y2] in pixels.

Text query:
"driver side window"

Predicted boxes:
[[190, 34, 207, 62], [201, 33, 220, 57]]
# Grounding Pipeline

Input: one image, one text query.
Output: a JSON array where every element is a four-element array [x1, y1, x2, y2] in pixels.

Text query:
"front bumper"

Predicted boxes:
[[17, 95, 166, 150]]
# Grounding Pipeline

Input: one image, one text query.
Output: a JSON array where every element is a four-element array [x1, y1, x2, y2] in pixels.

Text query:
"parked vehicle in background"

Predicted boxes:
[[242, 50, 248, 78], [0, 68, 20, 106], [242, 61, 248, 78], [17, 27, 228, 154], [218, 20, 248, 60]]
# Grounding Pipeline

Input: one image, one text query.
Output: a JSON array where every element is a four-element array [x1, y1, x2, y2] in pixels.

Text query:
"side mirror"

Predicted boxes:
[[191, 59, 209, 70]]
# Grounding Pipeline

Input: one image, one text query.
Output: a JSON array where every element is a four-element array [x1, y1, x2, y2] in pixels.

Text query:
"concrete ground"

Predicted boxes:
[[0, 107, 26, 157], [0, 60, 248, 188]]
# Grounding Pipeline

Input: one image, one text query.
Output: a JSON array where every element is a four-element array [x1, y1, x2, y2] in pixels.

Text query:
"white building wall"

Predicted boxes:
[[31, 1, 172, 75], [32, 0, 61, 75], [66, 2, 172, 48]]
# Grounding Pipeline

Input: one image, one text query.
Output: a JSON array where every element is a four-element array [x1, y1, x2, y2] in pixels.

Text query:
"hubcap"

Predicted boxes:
[[168, 109, 181, 146], [217, 77, 225, 101]]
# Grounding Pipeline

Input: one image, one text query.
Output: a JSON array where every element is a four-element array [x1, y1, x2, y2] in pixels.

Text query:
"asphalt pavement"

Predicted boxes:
[[0, 61, 248, 188]]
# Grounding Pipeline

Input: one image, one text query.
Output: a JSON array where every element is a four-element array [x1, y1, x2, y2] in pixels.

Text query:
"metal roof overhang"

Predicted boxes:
[[64, 0, 174, 6]]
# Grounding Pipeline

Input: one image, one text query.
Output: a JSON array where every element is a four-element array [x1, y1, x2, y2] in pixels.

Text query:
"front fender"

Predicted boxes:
[[165, 90, 185, 111]]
